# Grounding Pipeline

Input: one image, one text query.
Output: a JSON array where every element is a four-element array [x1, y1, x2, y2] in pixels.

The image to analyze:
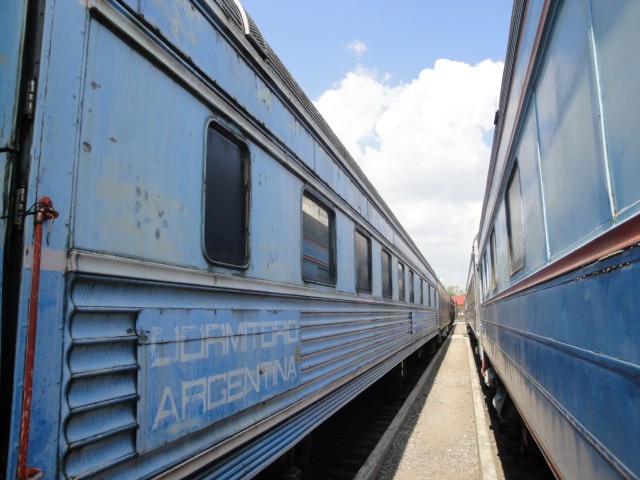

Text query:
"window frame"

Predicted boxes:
[[381, 249, 392, 298], [490, 229, 498, 291], [481, 253, 489, 299], [398, 262, 405, 302], [354, 228, 372, 293], [203, 122, 250, 269], [301, 191, 336, 286], [409, 270, 415, 303], [505, 164, 525, 274]]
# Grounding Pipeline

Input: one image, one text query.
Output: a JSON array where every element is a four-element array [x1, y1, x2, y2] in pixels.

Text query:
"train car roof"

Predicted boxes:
[[216, 0, 439, 280], [478, 0, 523, 247]]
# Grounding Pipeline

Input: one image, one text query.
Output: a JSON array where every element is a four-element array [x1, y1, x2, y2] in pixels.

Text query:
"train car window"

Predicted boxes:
[[381, 249, 392, 298], [485, 253, 490, 296], [409, 270, 415, 303], [481, 254, 489, 299], [490, 229, 498, 290], [420, 278, 424, 305], [302, 193, 335, 284], [398, 262, 405, 301], [355, 229, 372, 293], [427, 284, 432, 307], [506, 165, 525, 274], [204, 125, 248, 267]]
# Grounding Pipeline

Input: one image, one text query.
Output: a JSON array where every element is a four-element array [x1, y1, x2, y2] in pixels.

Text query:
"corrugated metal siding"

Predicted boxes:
[[300, 310, 412, 382], [62, 275, 438, 478]]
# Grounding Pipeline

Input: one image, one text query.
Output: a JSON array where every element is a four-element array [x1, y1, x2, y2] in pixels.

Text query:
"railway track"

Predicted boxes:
[[255, 340, 441, 480], [257, 326, 553, 480], [312, 351, 433, 479], [257, 327, 554, 480], [468, 336, 554, 480]]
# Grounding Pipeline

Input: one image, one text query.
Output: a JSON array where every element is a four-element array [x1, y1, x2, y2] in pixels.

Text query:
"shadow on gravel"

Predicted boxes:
[[375, 334, 453, 479], [255, 333, 455, 480]]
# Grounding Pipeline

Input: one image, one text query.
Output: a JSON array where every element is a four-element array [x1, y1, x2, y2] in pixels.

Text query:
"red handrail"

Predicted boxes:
[[17, 197, 58, 480]]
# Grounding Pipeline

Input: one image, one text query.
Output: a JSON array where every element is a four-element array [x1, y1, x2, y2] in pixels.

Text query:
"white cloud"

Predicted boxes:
[[346, 39, 367, 57], [314, 59, 503, 287]]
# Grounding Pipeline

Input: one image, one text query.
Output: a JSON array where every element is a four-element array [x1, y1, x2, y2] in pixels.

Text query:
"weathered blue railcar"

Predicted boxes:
[[464, 240, 479, 339], [470, 0, 640, 478], [1, 0, 449, 478]]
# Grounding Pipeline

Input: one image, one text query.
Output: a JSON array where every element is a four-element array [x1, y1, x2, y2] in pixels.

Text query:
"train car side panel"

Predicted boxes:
[[590, 2, 640, 218], [2, 0, 447, 478], [474, 1, 640, 479]]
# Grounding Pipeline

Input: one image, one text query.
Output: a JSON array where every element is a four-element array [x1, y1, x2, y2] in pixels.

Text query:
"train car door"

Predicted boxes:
[[0, 0, 45, 473]]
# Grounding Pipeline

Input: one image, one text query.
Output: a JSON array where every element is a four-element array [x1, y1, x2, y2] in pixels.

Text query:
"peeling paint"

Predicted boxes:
[[258, 85, 272, 110]]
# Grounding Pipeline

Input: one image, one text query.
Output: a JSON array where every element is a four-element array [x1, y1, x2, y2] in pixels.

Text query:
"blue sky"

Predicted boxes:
[[240, 1, 513, 288], [241, 1, 512, 99]]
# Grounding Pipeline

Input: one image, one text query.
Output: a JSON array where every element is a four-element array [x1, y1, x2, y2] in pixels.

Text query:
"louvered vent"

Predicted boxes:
[[247, 16, 269, 58], [216, 0, 243, 30], [64, 311, 138, 479]]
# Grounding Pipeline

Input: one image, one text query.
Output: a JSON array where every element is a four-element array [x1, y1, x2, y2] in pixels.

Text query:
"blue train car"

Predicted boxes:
[[472, 0, 640, 478], [439, 285, 454, 336], [0, 1, 448, 478], [464, 240, 479, 340]]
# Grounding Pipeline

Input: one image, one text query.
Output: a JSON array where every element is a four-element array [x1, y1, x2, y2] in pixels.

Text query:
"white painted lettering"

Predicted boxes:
[[204, 323, 227, 356], [226, 368, 245, 402], [150, 327, 177, 367], [286, 355, 297, 380], [245, 365, 260, 395], [152, 386, 179, 430], [182, 378, 207, 418], [261, 322, 274, 348], [273, 357, 287, 385], [207, 373, 227, 409], [180, 326, 206, 362]]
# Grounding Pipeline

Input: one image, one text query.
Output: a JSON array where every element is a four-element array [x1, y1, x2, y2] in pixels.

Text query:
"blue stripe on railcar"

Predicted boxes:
[[472, 1, 640, 478], [483, 244, 640, 479]]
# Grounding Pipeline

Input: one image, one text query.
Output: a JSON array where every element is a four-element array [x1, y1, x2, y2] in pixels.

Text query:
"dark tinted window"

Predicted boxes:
[[381, 249, 392, 298], [420, 278, 424, 304], [302, 194, 334, 284], [204, 126, 247, 266], [398, 262, 405, 301], [409, 270, 415, 303], [355, 230, 371, 292], [481, 254, 489, 298], [506, 165, 525, 274]]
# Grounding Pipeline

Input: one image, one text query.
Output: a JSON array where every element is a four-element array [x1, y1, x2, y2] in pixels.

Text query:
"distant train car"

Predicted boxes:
[[437, 284, 454, 339], [464, 239, 479, 340], [0, 1, 448, 478], [471, 1, 639, 479]]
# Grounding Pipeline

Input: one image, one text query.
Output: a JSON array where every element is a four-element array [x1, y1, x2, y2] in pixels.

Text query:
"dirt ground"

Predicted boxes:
[[376, 322, 479, 479]]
